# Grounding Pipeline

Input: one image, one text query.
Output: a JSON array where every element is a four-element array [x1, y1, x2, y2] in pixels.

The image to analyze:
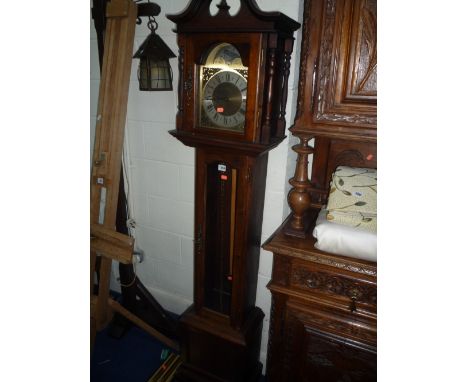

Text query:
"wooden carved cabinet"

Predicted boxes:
[[263, 0, 377, 380], [264, 219, 377, 381]]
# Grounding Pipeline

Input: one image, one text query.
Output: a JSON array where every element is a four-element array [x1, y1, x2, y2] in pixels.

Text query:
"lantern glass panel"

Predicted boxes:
[[138, 59, 149, 90], [149, 59, 172, 90]]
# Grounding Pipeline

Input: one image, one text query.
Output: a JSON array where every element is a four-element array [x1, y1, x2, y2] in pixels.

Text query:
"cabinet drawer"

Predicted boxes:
[[290, 259, 377, 316]]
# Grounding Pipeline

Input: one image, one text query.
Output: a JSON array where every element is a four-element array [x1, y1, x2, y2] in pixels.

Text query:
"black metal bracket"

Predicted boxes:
[[92, 1, 162, 25], [137, 2, 161, 24]]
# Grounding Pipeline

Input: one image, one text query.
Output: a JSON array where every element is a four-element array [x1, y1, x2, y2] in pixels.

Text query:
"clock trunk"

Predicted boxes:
[[174, 148, 269, 382]]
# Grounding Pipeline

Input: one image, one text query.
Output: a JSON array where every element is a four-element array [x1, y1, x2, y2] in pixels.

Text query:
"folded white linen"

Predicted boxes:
[[313, 208, 377, 262]]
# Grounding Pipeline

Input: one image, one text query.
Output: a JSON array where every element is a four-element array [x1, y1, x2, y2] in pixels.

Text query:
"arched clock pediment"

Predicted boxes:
[[167, 0, 300, 34]]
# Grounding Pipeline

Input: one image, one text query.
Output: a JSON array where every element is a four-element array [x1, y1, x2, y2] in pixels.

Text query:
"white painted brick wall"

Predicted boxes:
[[90, 0, 302, 371]]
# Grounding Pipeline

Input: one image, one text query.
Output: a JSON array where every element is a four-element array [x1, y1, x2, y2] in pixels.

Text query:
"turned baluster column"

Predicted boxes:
[[285, 134, 314, 237], [261, 46, 277, 143], [276, 39, 293, 139]]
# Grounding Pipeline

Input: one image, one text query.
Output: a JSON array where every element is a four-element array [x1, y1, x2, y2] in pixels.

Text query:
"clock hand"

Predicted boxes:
[[206, 96, 235, 101]]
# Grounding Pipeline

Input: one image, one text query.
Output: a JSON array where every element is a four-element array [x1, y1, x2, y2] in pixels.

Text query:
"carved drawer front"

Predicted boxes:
[[290, 259, 376, 316]]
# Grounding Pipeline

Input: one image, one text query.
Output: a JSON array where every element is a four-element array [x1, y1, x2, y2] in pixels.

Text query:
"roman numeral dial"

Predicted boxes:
[[202, 70, 247, 131]]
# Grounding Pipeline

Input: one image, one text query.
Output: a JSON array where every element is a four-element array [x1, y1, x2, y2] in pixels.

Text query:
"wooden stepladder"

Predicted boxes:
[[90, 0, 178, 351]]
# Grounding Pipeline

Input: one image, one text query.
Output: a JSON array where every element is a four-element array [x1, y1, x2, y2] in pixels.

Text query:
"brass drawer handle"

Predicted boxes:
[[348, 289, 360, 312], [349, 296, 357, 312]]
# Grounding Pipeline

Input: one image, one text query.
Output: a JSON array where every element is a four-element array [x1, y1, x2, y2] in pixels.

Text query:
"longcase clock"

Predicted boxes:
[[167, 1, 300, 381]]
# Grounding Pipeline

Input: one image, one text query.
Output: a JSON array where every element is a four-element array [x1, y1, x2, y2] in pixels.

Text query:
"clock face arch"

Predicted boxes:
[[202, 70, 247, 129], [207, 43, 244, 68]]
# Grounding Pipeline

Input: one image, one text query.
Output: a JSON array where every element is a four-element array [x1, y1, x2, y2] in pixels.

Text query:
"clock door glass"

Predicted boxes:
[[199, 43, 248, 133], [204, 161, 237, 315]]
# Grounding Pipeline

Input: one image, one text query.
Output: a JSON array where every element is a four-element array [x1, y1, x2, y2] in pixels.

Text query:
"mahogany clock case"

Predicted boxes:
[[167, 1, 300, 381]]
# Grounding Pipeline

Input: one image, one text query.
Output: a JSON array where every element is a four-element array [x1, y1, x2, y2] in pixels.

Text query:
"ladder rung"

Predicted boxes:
[[91, 224, 134, 264]]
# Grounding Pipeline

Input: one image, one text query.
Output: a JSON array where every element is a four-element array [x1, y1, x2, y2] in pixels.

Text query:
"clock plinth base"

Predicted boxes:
[[174, 305, 264, 382], [173, 362, 262, 382]]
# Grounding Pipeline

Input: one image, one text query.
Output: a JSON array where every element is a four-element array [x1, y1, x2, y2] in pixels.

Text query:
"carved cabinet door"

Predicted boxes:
[[279, 303, 377, 382], [295, 0, 377, 139]]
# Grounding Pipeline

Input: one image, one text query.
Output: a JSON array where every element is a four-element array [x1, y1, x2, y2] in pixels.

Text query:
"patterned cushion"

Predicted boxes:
[[326, 166, 377, 232], [326, 210, 377, 233]]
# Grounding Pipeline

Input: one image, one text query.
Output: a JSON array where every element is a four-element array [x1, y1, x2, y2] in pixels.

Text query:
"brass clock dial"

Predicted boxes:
[[198, 42, 248, 133], [202, 70, 247, 130]]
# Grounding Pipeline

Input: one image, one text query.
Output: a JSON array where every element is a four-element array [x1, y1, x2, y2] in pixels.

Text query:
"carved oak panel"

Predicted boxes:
[[303, 327, 377, 382], [314, 0, 377, 126], [291, 265, 377, 307], [293, 0, 377, 140], [347, 0, 377, 98], [273, 304, 376, 381]]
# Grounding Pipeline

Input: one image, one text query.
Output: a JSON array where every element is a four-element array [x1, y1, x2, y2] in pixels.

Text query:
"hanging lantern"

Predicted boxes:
[[133, 16, 176, 91]]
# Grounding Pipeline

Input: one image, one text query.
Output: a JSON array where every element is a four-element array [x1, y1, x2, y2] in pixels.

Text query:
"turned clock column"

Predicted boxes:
[[167, 1, 300, 381]]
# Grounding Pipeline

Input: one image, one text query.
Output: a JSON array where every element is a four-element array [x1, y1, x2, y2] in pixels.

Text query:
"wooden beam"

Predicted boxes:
[[106, 0, 130, 17], [91, 0, 137, 229], [108, 298, 180, 351], [91, 223, 134, 264], [95, 257, 114, 330]]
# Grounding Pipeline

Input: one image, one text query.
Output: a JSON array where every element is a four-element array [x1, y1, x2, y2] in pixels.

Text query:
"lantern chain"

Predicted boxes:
[[147, 15, 158, 33]]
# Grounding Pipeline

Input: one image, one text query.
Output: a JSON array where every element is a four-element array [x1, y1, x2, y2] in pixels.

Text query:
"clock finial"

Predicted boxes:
[[216, 0, 230, 12]]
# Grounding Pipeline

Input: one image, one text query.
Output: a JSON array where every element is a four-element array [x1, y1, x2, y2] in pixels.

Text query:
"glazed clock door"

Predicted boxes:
[[173, 32, 265, 144], [199, 43, 248, 133], [203, 160, 238, 315], [194, 150, 246, 320]]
